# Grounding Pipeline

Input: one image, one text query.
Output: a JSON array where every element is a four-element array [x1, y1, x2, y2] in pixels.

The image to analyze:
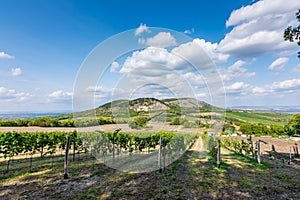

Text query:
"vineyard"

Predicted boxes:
[[0, 130, 197, 173], [1, 131, 300, 199]]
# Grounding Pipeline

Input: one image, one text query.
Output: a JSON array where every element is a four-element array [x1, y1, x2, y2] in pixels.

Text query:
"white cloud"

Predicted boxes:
[[120, 47, 184, 74], [292, 64, 300, 73], [196, 93, 207, 98], [251, 86, 268, 95], [0, 86, 30, 101], [146, 32, 176, 48], [219, 0, 300, 57], [171, 39, 224, 70], [135, 23, 150, 36], [252, 79, 300, 95], [220, 60, 256, 81], [225, 78, 300, 98], [86, 86, 112, 93], [11, 68, 22, 76], [270, 79, 300, 91], [182, 72, 205, 85], [116, 41, 224, 102], [225, 82, 252, 95], [184, 28, 194, 35], [0, 52, 14, 59], [268, 57, 289, 71], [48, 90, 72, 103], [110, 61, 120, 72], [226, 0, 300, 27], [192, 39, 229, 63], [86, 86, 114, 100], [120, 38, 228, 77]]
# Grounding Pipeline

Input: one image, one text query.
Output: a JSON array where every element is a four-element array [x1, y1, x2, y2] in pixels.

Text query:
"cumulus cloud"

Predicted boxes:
[[268, 57, 289, 71], [220, 60, 256, 81], [116, 40, 224, 102], [226, 0, 300, 27], [135, 23, 150, 36], [120, 38, 228, 78], [48, 90, 72, 103], [11, 68, 22, 76], [144, 32, 177, 48], [0, 52, 14, 59], [219, 0, 300, 57], [252, 79, 300, 95], [171, 39, 222, 69], [225, 82, 252, 95], [110, 61, 120, 72], [225, 78, 300, 98], [270, 79, 300, 91], [0, 87, 30, 101], [190, 39, 229, 63], [120, 47, 184, 74]]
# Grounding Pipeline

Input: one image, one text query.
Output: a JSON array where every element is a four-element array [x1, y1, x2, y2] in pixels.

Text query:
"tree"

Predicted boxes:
[[170, 117, 180, 125], [287, 114, 300, 136], [284, 9, 300, 58]]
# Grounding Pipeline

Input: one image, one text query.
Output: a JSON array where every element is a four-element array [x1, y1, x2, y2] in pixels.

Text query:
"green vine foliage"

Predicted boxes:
[[0, 130, 197, 172]]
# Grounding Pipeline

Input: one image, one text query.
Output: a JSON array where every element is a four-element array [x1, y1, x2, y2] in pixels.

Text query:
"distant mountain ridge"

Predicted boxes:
[[70, 97, 215, 119], [229, 105, 300, 113]]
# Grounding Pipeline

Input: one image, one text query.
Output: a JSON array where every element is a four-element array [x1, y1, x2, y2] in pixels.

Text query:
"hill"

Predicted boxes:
[[0, 98, 291, 128], [54, 97, 290, 126], [70, 97, 214, 119]]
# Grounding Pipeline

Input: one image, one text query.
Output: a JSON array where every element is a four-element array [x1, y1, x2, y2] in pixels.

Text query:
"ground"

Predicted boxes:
[[1, 137, 300, 199]]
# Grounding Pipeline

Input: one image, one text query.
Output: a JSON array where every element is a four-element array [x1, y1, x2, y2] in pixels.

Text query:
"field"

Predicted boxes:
[[225, 111, 290, 125], [1, 131, 300, 199]]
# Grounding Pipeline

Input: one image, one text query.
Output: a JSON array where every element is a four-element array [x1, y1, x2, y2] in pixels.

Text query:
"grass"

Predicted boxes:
[[1, 142, 300, 199], [226, 111, 290, 125]]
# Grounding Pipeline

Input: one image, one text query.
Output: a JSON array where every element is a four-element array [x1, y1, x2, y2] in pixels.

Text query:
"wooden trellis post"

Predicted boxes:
[[257, 140, 261, 164], [217, 139, 221, 168], [64, 136, 71, 179], [158, 137, 162, 173]]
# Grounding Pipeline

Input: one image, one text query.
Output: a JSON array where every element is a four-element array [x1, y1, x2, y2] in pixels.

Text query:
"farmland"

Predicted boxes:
[[1, 133, 300, 199], [1, 98, 299, 199], [225, 111, 290, 125], [1, 128, 300, 199]]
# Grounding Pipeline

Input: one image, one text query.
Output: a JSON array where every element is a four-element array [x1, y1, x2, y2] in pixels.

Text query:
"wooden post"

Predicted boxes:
[[257, 140, 261, 164], [112, 137, 115, 163], [73, 137, 76, 162], [250, 136, 254, 158], [64, 136, 71, 179], [289, 146, 292, 165], [163, 138, 166, 171], [158, 137, 162, 173], [271, 144, 276, 152], [294, 143, 299, 158], [217, 139, 221, 168]]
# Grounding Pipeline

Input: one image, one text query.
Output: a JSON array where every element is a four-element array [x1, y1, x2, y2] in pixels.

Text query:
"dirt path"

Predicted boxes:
[[190, 136, 203, 152]]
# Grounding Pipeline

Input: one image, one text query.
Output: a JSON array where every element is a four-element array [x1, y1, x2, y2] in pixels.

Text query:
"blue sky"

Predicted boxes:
[[0, 0, 300, 112]]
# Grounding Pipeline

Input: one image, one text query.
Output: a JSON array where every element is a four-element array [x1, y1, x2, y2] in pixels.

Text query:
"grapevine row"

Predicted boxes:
[[0, 130, 197, 172]]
